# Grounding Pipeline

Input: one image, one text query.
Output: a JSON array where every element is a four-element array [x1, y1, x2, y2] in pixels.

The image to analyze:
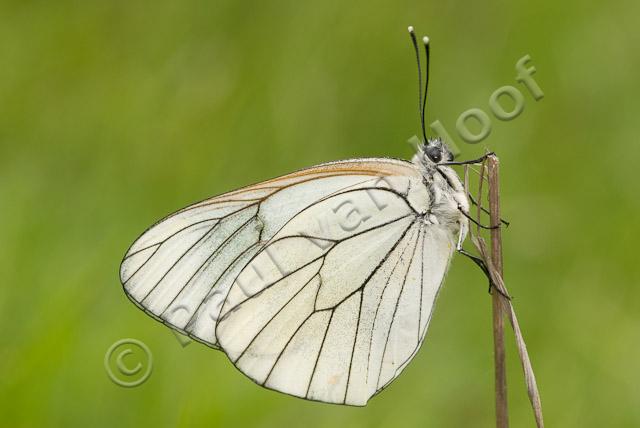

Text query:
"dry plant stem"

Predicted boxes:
[[473, 237, 545, 428], [470, 154, 545, 428], [476, 160, 486, 236], [487, 156, 509, 428]]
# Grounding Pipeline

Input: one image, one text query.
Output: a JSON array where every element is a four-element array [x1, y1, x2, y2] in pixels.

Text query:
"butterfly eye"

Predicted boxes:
[[426, 146, 442, 163]]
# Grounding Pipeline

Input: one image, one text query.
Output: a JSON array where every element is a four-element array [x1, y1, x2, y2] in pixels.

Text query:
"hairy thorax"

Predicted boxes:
[[414, 156, 470, 245]]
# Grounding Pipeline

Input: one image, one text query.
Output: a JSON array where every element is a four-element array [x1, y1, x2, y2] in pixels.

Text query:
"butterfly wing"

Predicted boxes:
[[120, 157, 457, 405]]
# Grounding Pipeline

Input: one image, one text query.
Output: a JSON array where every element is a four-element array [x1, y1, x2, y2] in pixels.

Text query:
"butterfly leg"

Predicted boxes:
[[458, 205, 501, 230], [467, 193, 510, 227], [439, 152, 495, 166], [458, 247, 511, 300]]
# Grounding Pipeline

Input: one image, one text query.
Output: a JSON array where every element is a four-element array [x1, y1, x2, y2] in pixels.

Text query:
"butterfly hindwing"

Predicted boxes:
[[214, 172, 456, 405]]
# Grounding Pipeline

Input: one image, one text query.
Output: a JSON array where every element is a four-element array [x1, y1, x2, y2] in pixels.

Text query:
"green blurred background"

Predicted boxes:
[[1, 0, 638, 427]]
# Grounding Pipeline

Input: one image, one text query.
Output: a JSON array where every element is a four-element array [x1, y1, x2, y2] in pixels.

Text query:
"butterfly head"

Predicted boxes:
[[422, 137, 454, 164]]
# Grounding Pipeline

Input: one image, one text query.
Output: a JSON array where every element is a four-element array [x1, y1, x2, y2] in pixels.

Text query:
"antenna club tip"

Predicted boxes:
[[408, 26, 414, 33], [423, 36, 430, 45]]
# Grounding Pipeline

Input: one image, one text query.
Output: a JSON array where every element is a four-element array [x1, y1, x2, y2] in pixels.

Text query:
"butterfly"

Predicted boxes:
[[119, 27, 492, 406]]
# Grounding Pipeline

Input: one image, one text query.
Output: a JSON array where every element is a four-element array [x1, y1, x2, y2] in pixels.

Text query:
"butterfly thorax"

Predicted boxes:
[[412, 140, 470, 241]]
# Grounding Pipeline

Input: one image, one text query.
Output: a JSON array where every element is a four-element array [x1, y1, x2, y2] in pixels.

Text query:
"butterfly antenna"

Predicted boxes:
[[408, 26, 427, 144], [422, 35, 431, 141]]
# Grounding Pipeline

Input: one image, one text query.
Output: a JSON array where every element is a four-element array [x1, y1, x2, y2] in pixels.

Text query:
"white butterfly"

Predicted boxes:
[[119, 28, 482, 406]]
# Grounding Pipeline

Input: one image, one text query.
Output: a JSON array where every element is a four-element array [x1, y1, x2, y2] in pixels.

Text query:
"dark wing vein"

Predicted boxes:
[[218, 254, 327, 324], [376, 221, 422, 389], [125, 203, 257, 261], [305, 308, 335, 398], [365, 224, 420, 384], [122, 245, 161, 286], [138, 221, 220, 302], [183, 241, 263, 331], [417, 224, 425, 342], [328, 218, 417, 312], [262, 309, 332, 386], [157, 215, 258, 315], [343, 291, 364, 404], [233, 268, 323, 364]]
